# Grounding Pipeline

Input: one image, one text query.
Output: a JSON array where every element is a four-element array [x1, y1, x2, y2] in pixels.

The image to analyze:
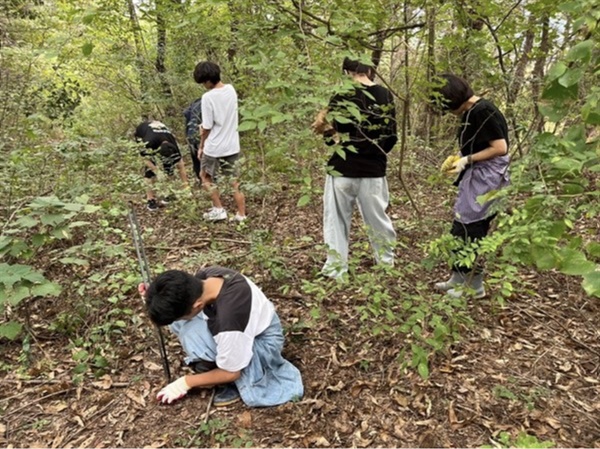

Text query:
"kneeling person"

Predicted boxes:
[[143, 266, 304, 407], [134, 120, 189, 211]]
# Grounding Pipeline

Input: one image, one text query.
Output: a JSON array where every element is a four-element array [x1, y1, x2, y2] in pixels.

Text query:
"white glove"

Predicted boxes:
[[450, 156, 469, 173], [157, 376, 191, 404]]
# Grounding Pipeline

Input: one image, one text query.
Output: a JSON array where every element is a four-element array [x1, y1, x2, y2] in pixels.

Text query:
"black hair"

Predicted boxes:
[[145, 270, 204, 326], [193, 61, 221, 85], [432, 74, 474, 112], [342, 57, 372, 75]]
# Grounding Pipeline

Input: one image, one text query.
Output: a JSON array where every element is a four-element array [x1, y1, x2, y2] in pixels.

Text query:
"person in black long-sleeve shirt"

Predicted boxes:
[[312, 57, 398, 279]]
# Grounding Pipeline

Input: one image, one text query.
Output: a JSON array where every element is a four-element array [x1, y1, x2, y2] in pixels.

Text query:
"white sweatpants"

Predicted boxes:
[[322, 175, 396, 277]]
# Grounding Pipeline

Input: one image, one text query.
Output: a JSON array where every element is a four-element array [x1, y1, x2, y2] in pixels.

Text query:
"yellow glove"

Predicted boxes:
[[441, 155, 461, 173], [449, 156, 469, 173], [311, 108, 332, 135]]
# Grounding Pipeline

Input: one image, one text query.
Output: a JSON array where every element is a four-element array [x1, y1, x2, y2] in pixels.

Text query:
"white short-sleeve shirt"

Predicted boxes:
[[201, 84, 240, 158]]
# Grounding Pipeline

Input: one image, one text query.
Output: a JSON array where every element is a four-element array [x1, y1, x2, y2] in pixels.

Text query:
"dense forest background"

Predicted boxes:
[[1, 0, 599, 447]]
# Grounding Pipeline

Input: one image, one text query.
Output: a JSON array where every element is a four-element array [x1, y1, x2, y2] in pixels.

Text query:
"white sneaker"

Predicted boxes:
[[203, 208, 227, 221], [229, 213, 247, 222]]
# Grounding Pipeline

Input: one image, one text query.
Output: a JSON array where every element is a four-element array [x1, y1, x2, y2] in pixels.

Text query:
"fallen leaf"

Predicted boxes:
[[393, 393, 409, 407], [238, 410, 252, 428], [73, 415, 84, 427], [559, 361, 572, 372], [415, 419, 435, 426], [47, 402, 68, 413], [311, 436, 330, 447], [92, 375, 113, 390], [326, 380, 345, 392], [542, 416, 562, 430], [126, 390, 147, 407], [330, 347, 340, 366], [144, 361, 162, 371], [448, 400, 459, 425]]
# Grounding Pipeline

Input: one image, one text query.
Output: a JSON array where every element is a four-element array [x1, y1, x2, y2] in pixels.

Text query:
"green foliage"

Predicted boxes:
[[176, 418, 254, 448], [483, 431, 554, 448], [0, 195, 99, 340]]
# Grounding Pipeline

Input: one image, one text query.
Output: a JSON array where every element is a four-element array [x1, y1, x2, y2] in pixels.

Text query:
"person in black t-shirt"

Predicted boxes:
[[134, 120, 189, 211], [312, 57, 398, 279], [431, 74, 510, 298], [183, 98, 202, 181]]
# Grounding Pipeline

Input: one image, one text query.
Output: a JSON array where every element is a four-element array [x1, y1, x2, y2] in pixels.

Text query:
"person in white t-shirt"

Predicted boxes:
[[140, 266, 304, 407], [193, 61, 246, 222]]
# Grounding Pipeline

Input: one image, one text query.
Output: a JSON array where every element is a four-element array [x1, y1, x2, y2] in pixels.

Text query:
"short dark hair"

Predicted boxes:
[[145, 270, 203, 325], [432, 74, 474, 112], [342, 57, 372, 75], [193, 61, 221, 84]]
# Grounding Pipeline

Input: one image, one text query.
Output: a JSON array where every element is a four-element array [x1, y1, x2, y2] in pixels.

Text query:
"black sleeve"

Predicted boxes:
[[477, 107, 506, 143], [196, 266, 239, 280], [328, 93, 358, 134], [379, 92, 398, 153]]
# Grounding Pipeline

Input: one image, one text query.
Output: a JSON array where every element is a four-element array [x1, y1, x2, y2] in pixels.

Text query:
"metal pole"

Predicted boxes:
[[127, 205, 171, 382]]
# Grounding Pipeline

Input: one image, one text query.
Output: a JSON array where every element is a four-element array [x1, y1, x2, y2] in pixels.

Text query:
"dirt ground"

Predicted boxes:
[[1, 172, 599, 448]]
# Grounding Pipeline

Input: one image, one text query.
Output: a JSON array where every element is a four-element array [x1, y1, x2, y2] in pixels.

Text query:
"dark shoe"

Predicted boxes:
[[147, 199, 159, 211], [447, 273, 486, 299], [434, 271, 465, 292], [160, 194, 177, 205], [213, 383, 241, 407], [190, 359, 217, 374]]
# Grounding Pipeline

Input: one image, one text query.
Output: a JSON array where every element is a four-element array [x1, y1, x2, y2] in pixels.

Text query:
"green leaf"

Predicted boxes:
[[586, 242, 600, 259], [537, 103, 568, 122], [297, 195, 311, 207], [546, 62, 567, 81], [548, 221, 567, 239], [31, 234, 46, 247], [237, 120, 256, 132], [8, 285, 31, 306], [557, 248, 596, 275], [0, 263, 45, 289], [541, 80, 578, 102], [417, 361, 429, 379], [81, 42, 95, 56], [15, 215, 39, 228], [59, 257, 89, 266], [30, 282, 62, 297], [565, 40, 593, 64], [582, 271, 600, 297], [558, 68, 584, 88], [562, 182, 585, 194], [82, 13, 96, 24], [552, 158, 582, 173], [41, 214, 67, 226], [73, 349, 89, 362], [0, 322, 23, 340], [531, 245, 557, 270]]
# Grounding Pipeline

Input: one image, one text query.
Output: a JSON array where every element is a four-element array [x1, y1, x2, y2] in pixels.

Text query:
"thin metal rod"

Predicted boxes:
[[127, 204, 172, 382]]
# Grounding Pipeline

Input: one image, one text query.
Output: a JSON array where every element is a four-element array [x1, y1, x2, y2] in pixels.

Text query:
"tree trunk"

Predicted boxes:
[[127, 0, 150, 118], [424, 5, 436, 145], [532, 14, 550, 133], [155, 0, 172, 101], [509, 15, 535, 104]]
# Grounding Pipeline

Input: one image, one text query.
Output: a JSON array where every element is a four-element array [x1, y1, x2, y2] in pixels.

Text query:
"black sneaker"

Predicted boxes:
[[213, 383, 241, 407], [147, 199, 159, 211], [160, 194, 177, 205]]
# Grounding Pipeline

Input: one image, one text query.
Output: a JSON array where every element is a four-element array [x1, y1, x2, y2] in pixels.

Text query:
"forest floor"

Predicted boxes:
[[1, 169, 599, 448]]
